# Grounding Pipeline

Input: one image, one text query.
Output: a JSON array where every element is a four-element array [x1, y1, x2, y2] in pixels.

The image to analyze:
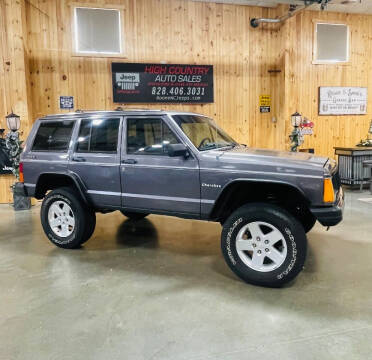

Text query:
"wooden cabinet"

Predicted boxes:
[[334, 147, 372, 186]]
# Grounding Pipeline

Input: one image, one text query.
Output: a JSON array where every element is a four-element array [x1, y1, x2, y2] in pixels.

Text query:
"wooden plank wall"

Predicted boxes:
[[25, 0, 285, 149], [0, 0, 32, 203], [25, 0, 372, 157], [282, 10, 372, 157], [1, 0, 372, 202]]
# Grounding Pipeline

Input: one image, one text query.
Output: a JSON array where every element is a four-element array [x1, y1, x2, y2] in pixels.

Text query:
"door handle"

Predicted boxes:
[[72, 156, 86, 162], [121, 159, 137, 164]]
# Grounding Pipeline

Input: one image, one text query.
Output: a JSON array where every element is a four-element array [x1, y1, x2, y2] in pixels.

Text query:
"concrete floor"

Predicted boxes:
[[1, 190, 372, 360]]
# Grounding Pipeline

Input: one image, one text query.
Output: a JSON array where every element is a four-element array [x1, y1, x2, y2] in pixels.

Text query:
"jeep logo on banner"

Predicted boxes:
[[116, 73, 140, 90], [112, 62, 214, 103]]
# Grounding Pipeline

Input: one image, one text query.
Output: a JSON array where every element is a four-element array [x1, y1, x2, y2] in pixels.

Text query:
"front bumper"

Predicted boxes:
[[310, 186, 345, 227]]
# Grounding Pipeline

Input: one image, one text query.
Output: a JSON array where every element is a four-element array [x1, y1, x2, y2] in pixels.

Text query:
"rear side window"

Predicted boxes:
[[76, 118, 120, 153], [32, 121, 74, 151]]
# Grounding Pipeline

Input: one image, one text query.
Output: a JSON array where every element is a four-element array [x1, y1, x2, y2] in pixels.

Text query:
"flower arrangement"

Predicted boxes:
[[5, 130, 23, 186]]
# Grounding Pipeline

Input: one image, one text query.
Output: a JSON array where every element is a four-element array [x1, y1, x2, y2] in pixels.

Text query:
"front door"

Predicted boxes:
[[68, 116, 122, 208], [121, 116, 200, 216]]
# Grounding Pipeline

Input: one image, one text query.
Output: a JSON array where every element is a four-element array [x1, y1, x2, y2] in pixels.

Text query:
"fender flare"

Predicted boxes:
[[210, 178, 309, 219], [35, 171, 90, 205]]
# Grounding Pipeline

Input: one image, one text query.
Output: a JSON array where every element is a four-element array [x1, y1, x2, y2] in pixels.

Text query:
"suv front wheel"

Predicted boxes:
[[41, 187, 95, 249], [221, 203, 307, 287]]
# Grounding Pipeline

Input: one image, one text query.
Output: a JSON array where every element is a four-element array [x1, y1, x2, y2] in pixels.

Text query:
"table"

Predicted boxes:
[[334, 147, 372, 186]]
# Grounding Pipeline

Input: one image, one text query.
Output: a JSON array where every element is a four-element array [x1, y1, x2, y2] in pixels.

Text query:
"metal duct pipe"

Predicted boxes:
[[250, 3, 312, 28]]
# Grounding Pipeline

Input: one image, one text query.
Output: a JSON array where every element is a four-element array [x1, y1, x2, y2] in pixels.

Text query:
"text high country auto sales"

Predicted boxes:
[[145, 65, 210, 83]]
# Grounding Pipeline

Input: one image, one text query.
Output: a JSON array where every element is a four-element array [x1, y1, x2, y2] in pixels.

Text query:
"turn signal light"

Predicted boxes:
[[19, 162, 24, 183], [323, 178, 334, 203]]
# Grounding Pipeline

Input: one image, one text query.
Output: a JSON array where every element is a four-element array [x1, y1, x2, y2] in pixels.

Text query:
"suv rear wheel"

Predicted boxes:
[[120, 211, 149, 221], [221, 203, 307, 287], [41, 187, 95, 249]]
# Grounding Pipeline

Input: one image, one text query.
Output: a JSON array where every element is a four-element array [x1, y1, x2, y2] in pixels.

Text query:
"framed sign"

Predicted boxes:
[[112, 63, 214, 103], [259, 94, 271, 113], [59, 96, 74, 110], [319, 87, 367, 115]]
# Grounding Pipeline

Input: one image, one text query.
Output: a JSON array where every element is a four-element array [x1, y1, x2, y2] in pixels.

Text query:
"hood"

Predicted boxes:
[[205, 146, 329, 171]]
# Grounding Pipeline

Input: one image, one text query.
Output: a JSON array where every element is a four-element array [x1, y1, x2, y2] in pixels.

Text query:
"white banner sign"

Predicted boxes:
[[319, 87, 367, 115], [300, 128, 313, 136]]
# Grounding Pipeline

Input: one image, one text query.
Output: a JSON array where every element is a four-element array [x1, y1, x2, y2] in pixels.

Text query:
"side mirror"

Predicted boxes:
[[167, 143, 190, 158]]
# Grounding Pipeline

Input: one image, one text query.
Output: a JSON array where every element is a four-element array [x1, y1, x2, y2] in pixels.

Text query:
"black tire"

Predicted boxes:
[[120, 211, 149, 221], [292, 205, 317, 233], [302, 215, 316, 233], [221, 203, 307, 287], [81, 209, 96, 244], [41, 187, 90, 249]]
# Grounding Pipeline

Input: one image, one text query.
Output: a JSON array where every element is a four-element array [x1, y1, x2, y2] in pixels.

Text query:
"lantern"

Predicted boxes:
[[291, 112, 302, 127], [6, 112, 21, 132]]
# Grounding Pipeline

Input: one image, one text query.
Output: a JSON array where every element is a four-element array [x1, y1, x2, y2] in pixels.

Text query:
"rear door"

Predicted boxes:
[[120, 116, 200, 215], [22, 119, 75, 191], [68, 116, 122, 208]]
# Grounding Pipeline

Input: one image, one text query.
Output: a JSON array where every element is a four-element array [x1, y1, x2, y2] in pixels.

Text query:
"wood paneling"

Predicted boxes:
[[25, 0, 283, 148], [0, 0, 32, 203], [1, 0, 372, 202], [282, 10, 372, 157], [25, 0, 372, 158]]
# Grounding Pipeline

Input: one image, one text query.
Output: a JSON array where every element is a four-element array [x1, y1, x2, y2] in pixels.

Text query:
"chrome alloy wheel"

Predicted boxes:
[[235, 221, 287, 272], [47, 200, 75, 238]]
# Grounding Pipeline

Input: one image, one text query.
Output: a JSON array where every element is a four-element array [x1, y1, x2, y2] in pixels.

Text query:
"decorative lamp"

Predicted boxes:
[[291, 112, 302, 127], [6, 112, 21, 132]]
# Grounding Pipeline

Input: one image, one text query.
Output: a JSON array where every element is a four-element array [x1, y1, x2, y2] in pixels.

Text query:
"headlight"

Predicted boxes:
[[324, 158, 337, 176]]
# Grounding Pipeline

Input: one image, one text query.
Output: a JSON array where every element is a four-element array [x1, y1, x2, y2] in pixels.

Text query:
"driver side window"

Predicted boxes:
[[126, 118, 181, 155]]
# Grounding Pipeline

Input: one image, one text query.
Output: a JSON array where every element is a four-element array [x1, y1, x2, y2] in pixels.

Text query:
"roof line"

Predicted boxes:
[[40, 109, 207, 119]]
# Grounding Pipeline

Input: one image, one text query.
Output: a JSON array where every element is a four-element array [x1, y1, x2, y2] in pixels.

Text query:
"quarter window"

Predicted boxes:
[[126, 118, 181, 155], [32, 121, 74, 151], [77, 118, 120, 153]]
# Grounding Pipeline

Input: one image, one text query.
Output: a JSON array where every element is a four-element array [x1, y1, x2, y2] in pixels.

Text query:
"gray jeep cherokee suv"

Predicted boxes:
[[18, 109, 344, 287]]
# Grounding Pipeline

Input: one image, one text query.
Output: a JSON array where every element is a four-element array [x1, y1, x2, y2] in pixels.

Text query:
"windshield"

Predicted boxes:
[[172, 115, 238, 151]]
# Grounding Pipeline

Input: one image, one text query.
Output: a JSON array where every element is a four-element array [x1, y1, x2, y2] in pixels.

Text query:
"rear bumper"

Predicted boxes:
[[310, 186, 344, 227]]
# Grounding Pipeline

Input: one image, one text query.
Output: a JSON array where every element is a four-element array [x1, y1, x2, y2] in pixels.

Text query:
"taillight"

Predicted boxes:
[[19, 162, 24, 183]]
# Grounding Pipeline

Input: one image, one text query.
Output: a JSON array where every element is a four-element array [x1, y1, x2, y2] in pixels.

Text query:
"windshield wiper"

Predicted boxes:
[[200, 142, 239, 151], [214, 143, 240, 159], [218, 142, 239, 150], [199, 142, 218, 151]]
